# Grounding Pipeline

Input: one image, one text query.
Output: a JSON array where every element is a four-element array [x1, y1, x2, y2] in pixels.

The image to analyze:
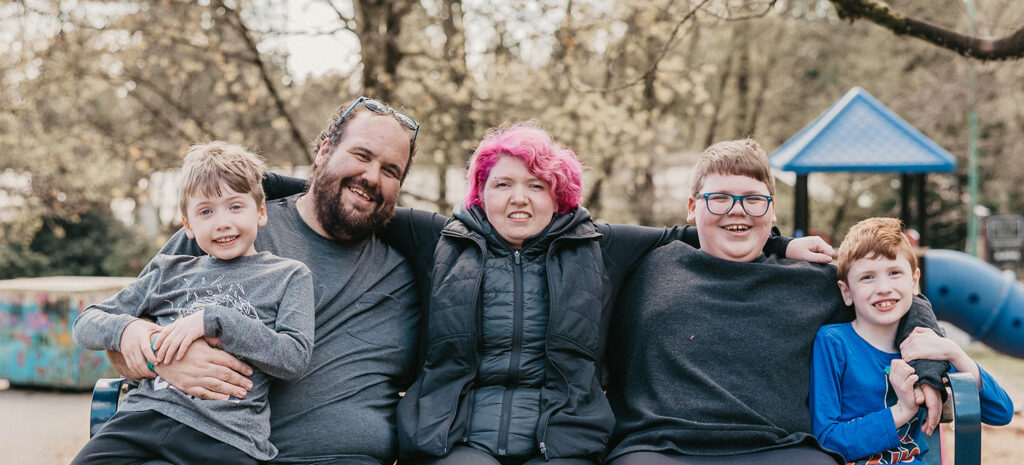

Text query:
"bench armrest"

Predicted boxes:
[[89, 378, 127, 437], [919, 371, 981, 465], [947, 371, 981, 465]]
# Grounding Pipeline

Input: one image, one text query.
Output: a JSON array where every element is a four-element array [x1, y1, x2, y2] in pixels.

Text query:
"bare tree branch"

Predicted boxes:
[[215, 0, 312, 164], [701, 0, 778, 22], [122, 71, 219, 140], [830, 0, 1024, 60], [568, 0, 713, 93]]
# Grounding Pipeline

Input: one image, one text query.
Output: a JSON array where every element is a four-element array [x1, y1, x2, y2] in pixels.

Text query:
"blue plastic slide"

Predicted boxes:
[[923, 249, 1024, 359]]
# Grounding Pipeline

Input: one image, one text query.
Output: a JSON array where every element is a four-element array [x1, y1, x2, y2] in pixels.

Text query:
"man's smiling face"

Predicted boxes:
[[687, 173, 777, 263], [308, 112, 410, 241]]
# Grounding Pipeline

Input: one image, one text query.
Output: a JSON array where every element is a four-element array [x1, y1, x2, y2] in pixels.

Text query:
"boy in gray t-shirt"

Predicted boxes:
[[71, 141, 314, 465]]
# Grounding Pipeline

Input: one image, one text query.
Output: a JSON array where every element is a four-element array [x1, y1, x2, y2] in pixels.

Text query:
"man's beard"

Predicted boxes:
[[309, 169, 395, 242]]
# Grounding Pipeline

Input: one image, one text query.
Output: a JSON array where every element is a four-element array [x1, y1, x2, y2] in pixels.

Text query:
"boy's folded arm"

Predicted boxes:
[[202, 270, 315, 381], [73, 263, 164, 352], [75, 308, 142, 352], [811, 334, 903, 460], [815, 408, 902, 460]]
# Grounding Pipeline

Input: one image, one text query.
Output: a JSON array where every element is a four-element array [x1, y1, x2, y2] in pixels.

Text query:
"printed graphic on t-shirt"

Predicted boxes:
[[849, 371, 921, 464], [173, 275, 260, 322], [147, 274, 258, 401]]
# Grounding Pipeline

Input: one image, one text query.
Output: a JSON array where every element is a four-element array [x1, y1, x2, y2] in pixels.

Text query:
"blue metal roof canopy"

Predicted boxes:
[[769, 87, 958, 239]]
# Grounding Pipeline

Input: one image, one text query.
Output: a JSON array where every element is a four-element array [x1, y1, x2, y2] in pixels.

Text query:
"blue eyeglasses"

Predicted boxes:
[[330, 96, 419, 141], [699, 193, 774, 216]]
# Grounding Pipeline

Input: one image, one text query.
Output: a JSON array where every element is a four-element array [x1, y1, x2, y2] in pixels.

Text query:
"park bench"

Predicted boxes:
[[89, 373, 982, 464]]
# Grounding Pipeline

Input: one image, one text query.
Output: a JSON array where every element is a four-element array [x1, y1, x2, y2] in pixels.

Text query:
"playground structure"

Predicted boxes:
[[770, 86, 1024, 359], [924, 249, 1024, 358]]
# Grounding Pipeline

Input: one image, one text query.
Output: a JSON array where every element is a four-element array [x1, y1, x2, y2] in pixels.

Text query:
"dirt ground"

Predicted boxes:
[[1, 344, 1021, 465], [0, 379, 92, 465]]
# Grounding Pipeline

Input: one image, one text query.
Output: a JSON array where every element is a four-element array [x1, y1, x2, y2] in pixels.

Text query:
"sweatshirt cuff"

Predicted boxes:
[[202, 305, 225, 339], [910, 358, 951, 402], [109, 314, 145, 352]]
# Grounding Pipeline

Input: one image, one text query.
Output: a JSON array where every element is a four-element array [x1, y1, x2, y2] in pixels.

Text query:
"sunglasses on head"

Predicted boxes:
[[330, 96, 419, 141]]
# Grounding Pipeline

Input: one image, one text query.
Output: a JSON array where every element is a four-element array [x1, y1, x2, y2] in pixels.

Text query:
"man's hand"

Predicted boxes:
[[786, 235, 835, 264], [916, 383, 943, 436], [153, 338, 254, 400], [153, 310, 205, 364], [118, 319, 161, 378]]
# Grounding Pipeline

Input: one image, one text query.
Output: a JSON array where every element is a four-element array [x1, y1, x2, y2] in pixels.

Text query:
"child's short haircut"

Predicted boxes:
[[178, 141, 266, 216], [836, 217, 918, 283], [691, 138, 776, 197]]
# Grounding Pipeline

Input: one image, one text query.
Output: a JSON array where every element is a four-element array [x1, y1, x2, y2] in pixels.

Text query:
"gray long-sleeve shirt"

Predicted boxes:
[[149, 194, 420, 464], [74, 251, 314, 460]]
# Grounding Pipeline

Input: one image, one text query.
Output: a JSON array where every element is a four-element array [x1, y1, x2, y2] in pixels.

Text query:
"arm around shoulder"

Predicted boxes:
[[262, 172, 307, 200]]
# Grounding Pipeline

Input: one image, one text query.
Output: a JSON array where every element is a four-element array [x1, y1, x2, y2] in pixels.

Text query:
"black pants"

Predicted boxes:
[[71, 409, 257, 465], [406, 445, 594, 465], [607, 447, 838, 465]]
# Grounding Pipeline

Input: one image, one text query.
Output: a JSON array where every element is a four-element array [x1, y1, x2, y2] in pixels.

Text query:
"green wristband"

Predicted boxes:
[[147, 334, 159, 372]]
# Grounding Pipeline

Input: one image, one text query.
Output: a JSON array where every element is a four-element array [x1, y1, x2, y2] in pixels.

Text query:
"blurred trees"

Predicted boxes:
[[2, 0, 1024, 277]]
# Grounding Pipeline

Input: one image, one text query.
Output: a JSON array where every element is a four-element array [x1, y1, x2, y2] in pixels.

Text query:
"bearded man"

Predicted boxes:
[[107, 97, 422, 465]]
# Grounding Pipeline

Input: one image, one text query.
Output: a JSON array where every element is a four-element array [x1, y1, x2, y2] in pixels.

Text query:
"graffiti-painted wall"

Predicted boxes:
[[0, 276, 135, 389]]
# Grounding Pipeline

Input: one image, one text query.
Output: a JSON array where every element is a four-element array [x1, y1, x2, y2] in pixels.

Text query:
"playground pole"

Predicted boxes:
[[965, 0, 980, 257]]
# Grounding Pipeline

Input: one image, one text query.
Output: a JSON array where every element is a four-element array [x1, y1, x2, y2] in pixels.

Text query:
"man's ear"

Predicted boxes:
[[837, 280, 853, 306], [686, 196, 697, 224], [181, 214, 196, 239], [314, 139, 332, 169]]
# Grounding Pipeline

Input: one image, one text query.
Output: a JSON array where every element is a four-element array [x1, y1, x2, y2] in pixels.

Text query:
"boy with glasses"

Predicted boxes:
[[606, 139, 950, 465]]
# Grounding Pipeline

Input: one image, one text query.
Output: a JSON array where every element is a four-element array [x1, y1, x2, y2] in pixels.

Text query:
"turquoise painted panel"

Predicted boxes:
[[0, 277, 134, 390]]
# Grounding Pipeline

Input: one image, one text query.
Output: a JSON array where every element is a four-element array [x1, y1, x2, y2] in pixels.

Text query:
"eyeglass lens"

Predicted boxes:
[[705, 194, 771, 216]]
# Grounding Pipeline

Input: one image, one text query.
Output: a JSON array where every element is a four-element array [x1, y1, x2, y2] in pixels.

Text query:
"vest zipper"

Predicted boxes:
[[497, 250, 524, 456]]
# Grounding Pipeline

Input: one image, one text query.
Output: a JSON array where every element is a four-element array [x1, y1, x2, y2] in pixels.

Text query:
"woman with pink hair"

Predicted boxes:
[[264, 121, 826, 464]]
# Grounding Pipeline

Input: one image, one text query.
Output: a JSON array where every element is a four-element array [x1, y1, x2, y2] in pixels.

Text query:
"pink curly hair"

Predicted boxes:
[[464, 122, 583, 214]]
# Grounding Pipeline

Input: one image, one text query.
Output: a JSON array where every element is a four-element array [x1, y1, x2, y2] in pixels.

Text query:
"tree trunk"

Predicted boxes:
[[353, 1, 410, 101]]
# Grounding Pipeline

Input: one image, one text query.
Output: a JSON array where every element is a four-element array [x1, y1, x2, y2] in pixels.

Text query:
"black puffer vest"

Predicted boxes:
[[397, 206, 614, 461]]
